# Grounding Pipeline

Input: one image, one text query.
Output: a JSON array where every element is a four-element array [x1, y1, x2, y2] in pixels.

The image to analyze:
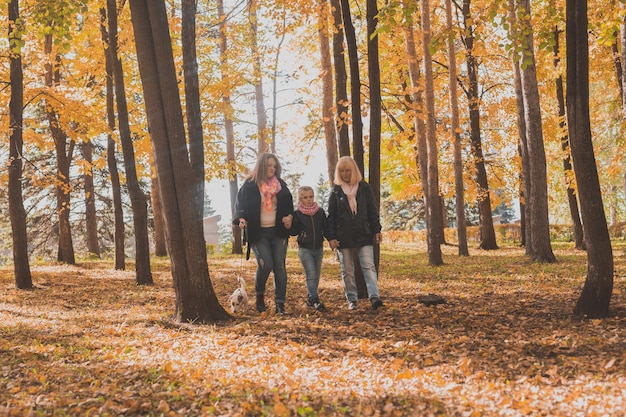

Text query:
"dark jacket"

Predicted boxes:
[[327, 181, 381, 249], [290, 208, 329, 250], [233, 178, 294, 244]]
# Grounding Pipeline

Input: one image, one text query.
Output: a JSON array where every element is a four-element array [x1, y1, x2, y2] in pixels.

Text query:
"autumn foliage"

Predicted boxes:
[[1, 242, 625, 416]]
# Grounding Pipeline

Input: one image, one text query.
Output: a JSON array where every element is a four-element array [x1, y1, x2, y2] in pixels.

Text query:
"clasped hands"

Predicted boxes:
[[238, 215, 293, 229], [328, 233, 382, 250]]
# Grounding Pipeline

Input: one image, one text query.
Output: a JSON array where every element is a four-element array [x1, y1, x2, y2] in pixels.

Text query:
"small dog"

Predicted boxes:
[[229, 276, 249, 313]]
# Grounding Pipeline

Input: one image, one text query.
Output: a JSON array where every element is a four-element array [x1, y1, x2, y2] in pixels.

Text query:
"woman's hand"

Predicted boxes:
[[238, 218, 247, 229], [282, 214, 293, 229], [375, 233, 382, 244]]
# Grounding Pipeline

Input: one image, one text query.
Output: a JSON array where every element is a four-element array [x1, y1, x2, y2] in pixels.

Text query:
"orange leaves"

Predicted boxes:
[[1, 245, 626, 415]]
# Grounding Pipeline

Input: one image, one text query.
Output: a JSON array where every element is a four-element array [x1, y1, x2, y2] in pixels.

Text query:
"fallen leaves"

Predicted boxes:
[[0, 242, 625, 415]]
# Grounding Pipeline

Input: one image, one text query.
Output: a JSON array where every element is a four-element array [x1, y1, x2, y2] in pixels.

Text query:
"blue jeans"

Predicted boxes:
[[337, 245, 379, 303], [251, 227, 288, 303], [298, 247, 324, 300]]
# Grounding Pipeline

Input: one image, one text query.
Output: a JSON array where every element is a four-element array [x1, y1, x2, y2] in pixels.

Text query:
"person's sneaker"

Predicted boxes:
[[370, 297, 384, 310], [305, 297, 317, 308], [275, 302, 286, 315], [256, 294, 266, 313], [313, 300, 326, 311], [348, 301, 358, 310]]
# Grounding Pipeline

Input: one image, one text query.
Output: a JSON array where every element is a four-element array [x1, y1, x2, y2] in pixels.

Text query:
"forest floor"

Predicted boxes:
[[1, 241, 625, 416]]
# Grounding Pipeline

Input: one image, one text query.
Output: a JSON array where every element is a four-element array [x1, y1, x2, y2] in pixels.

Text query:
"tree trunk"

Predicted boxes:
[[553, 27, 585, 250], [107, 0, 153, 285], [270, 10, 287, 154], [566, 0, 613, 318], [462, 0, 497, 251], [8, 0, 32, 289], [319, 0, 338, 182], [367, 0, 381, 202], [367, 0, 381, 271], [421, 0, 443, 265], [248, 0, 269, 155], [340, 0, 364, 173], [621, 6, 626, 118], [100, 7, 125, 270], [44, 34, 76, 265], [129, 0, 230, 322], [330, 0, 350, 158], [182, 0, 205, 224], [151, 173, 167, 256], [518, 0, 555, 263], [402, 0, 429, 238], [508, 0, 531, 254], [81, 141, 101, 258], [446, 0, 468, 256], [217, 0, 243, 255]]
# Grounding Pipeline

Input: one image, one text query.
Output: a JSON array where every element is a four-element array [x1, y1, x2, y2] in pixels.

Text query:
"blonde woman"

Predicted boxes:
[[327, 156, 384, 310], [234, 153, 293, 314]]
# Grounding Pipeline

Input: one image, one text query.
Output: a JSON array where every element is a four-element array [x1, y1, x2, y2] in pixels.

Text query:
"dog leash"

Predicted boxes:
[[242, 225, 251, 260]]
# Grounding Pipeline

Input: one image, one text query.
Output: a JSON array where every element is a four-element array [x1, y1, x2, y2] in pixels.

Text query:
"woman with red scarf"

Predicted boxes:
[[234, 153, 294, 314]]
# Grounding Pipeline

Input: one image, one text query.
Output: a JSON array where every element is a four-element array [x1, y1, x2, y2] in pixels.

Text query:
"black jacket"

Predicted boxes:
[[290, 208, 329, 250], [233, 178, 294, 244], [327, 181, 381, 249]]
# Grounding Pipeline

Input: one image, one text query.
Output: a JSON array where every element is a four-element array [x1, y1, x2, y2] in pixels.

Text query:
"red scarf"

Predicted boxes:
[[298, 202, 320, 216], [259, 176, 281, 213]]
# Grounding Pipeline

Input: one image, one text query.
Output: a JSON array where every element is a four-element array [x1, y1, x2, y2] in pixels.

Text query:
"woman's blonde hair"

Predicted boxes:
[[247, 153, 282, 183], [334, 156, 362, 185]]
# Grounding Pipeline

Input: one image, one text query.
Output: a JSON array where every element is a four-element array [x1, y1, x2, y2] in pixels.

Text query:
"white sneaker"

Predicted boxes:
[[348, 301, 357, 310]]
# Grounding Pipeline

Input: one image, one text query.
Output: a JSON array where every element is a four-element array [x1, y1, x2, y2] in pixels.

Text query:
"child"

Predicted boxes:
[[290, 186, 329, 311]]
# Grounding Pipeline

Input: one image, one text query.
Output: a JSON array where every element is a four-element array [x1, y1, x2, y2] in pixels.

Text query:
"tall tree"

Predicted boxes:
[[129, 0, 230, 322], [44, 34, 76, 264], [8, 0, 32, 289], [319, 0, 339, 181], [340, 0, 364, 172], [517, 0, 555, 263], [621, 2, 626, 120], [330, 0, 350, 158], [269, 5, 287, 154], [107, 0, 153, 285], [367, 0, 381, 271], [367, 0, 381, 204], [402, 0, 429, 241], [445, 0, 469, 256], [99, 7, 125, 270], [553, 27, 585, 250], [248, 0, 269, 154], [182, 0, 205, 223], [217, 0, 243, 254], [461, 0, 497, 251], [566, 0, 613, 318], [507, 0, 530, 253], [420, 0, 443, 266], [81, 141, 101, 257]]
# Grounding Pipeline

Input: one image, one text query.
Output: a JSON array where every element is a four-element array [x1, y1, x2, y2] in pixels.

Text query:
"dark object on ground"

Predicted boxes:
[[418, 294, 446, 306]]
